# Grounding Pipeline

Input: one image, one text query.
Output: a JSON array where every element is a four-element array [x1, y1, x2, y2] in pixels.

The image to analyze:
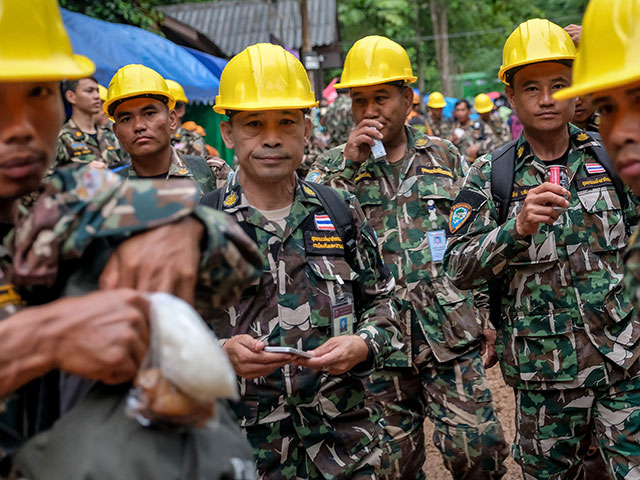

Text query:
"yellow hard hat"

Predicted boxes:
[[213, 43, 318, 115], [0, 0, 95, 82], [427, 91, 447, 109], [474, 93, 494, 114], [98, 85, 108, 102], [554, 0, 640, 100], [103, 64, 176, 121], [166, 79, 189, 104], [498, 19, 576, 84], [334, 35, 417, 89]]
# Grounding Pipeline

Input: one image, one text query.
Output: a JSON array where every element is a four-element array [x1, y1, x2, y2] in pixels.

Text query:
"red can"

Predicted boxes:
[[549, 166, 561, 185]]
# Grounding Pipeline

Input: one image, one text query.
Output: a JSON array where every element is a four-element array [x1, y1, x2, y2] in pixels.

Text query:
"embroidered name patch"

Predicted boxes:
[[585, 163, 606, 175], [449, 203, 472, 233], [304, 231, 344, 255], [315, 214, 336, 231], [418, 166, 454, 179], [576, 174, 613, 191], [511, 185, 537, 201]]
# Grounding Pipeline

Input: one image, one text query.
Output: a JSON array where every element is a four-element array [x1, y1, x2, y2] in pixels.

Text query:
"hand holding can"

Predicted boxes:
[[545, 165, 569, 211]]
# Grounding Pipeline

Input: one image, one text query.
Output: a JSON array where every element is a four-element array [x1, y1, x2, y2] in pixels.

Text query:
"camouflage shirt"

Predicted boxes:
[[486, 114, 512, 145], [450, 119, 499, 161], [196, 175, 403, 477], [54, 118, 125, 170], [426, 111, 453, 140], [171, 125, 207, 157], [323, 94, 355, 148], [444, 126, 640, 390], [126, 148, 217, 197], [0, 166, 262, 461], [305, 126, 482, 363]]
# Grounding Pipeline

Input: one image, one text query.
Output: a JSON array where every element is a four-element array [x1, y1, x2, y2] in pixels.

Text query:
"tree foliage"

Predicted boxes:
[[337, 0, 588, 94]]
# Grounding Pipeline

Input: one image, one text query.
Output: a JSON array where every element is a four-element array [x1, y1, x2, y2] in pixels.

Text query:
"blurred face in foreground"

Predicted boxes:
[[0, 81, 63, 204], [221, 109, 311, 185], [592, 80, 640, 195]]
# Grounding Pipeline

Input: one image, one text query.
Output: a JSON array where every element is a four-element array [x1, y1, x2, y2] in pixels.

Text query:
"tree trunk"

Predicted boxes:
[[298, 0, 316, 93], [412, 0, 424, 102], [429, 0, 452, 96]]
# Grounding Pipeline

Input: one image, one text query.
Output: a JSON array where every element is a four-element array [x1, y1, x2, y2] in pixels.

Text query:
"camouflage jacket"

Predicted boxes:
[[126, 148, 217, 197], [444, 126, 640, 390], [54, 118, 125, 170], [0, 166, 262, 462], [171, 125, 207, 157], [324, 94, 355, 148], [450, 119, 500, 161], [196, 176, 403, 477], [426, 111, 453, 140], [305, 126, 482, 363], [486, 114, 512, 145]]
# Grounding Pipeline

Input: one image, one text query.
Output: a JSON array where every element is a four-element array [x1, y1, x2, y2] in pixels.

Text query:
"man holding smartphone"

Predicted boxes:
[[198, 43, 403, 480]]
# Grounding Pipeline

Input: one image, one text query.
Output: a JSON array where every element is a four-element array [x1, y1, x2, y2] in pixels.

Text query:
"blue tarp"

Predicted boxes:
[[61, 9, 221, 103]]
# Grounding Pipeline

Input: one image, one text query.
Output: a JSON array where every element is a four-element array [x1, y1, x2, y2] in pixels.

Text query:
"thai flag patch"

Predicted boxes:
[[585, 163, 606, 175], [315, 214, 336, 231]]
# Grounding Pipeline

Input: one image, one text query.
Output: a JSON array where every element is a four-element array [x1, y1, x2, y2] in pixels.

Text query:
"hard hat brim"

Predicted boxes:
[[334, 75, 418, 90], [104, 91, 176, 121], [554, 71, 640, 100], [498, 55, 575, 84], [476, 106, 493, 114], [0, 54, 95, 82], [427, 101, 447, 108], [213, 100, 319, 115]]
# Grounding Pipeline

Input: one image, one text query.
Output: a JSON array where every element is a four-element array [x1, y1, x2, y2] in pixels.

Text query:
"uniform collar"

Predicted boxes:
[[128, 148, 188, 179]]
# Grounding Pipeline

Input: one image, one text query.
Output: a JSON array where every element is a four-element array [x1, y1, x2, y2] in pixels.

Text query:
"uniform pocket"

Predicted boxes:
[[306, 257, 355, 328], [432, 276, 482, 349], [576, 186, 626, 252], [510, 310, 578, 382]]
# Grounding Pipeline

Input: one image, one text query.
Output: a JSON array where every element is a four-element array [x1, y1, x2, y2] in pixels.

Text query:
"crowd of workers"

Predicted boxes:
[[0, 0, 639, 479]]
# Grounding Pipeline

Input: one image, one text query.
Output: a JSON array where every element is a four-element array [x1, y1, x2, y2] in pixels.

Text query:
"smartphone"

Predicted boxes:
[[263, 346, 314, 358]]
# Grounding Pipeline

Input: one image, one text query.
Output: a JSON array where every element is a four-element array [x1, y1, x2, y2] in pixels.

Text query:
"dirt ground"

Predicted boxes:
[[423, 363, 523, 479]]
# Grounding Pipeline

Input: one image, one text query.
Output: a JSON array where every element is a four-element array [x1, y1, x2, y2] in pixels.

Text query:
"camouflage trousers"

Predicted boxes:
[[371, 325, 508, 479], [514, 371, 640, 480], [244, 416, 382, 480]]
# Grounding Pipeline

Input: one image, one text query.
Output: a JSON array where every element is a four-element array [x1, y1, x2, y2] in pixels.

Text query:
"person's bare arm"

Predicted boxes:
[[0, 289, 149, 396]]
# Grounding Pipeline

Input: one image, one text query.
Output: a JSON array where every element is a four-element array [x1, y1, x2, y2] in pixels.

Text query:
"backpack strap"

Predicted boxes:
[[489, 139, 518, 224], [182, 154, 216, 191], [299, 181, 358, 266]]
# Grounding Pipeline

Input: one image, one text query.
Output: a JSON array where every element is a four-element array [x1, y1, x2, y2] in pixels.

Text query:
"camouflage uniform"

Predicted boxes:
[[171, 124, 208, 157], [298, 134, 327, 179], [324, 94, 355, 148], [0, 166, 262, 474], [426, 111, 453, 140], [450, 120, 500, 162], [196, 175, 405, 480], [574, 113, 601, 133], [125, 148, 217, 197], [54, 117, 125, 170], [444, 126, 640, 480], [205, 155, 234, 189], [305, 126, 508, 480], [485, 114, 511, 145]]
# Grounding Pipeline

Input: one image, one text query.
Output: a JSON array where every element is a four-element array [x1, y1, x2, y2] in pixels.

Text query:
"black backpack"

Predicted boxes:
[[487, 133, 626, 328], [200, 181, 358, 265]]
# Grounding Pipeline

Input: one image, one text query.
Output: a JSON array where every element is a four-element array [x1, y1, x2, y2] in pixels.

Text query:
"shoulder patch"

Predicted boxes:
[[418, 166, 454, 179], [517, 146, 525, 158], [449, 204, 472, 233], [576, 174, 613, 191], [177, 167, 190, 175], [223, 191, 239, 208], [305, 170, 322, 184], [0, 284, 24, 309], [75, 131, 82, 137], [448, 189, 486, 235], [415, 137, 428, 147]]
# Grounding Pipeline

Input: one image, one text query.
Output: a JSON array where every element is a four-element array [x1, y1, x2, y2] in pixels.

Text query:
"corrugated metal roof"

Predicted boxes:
[[158, 0, 337, 57]]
